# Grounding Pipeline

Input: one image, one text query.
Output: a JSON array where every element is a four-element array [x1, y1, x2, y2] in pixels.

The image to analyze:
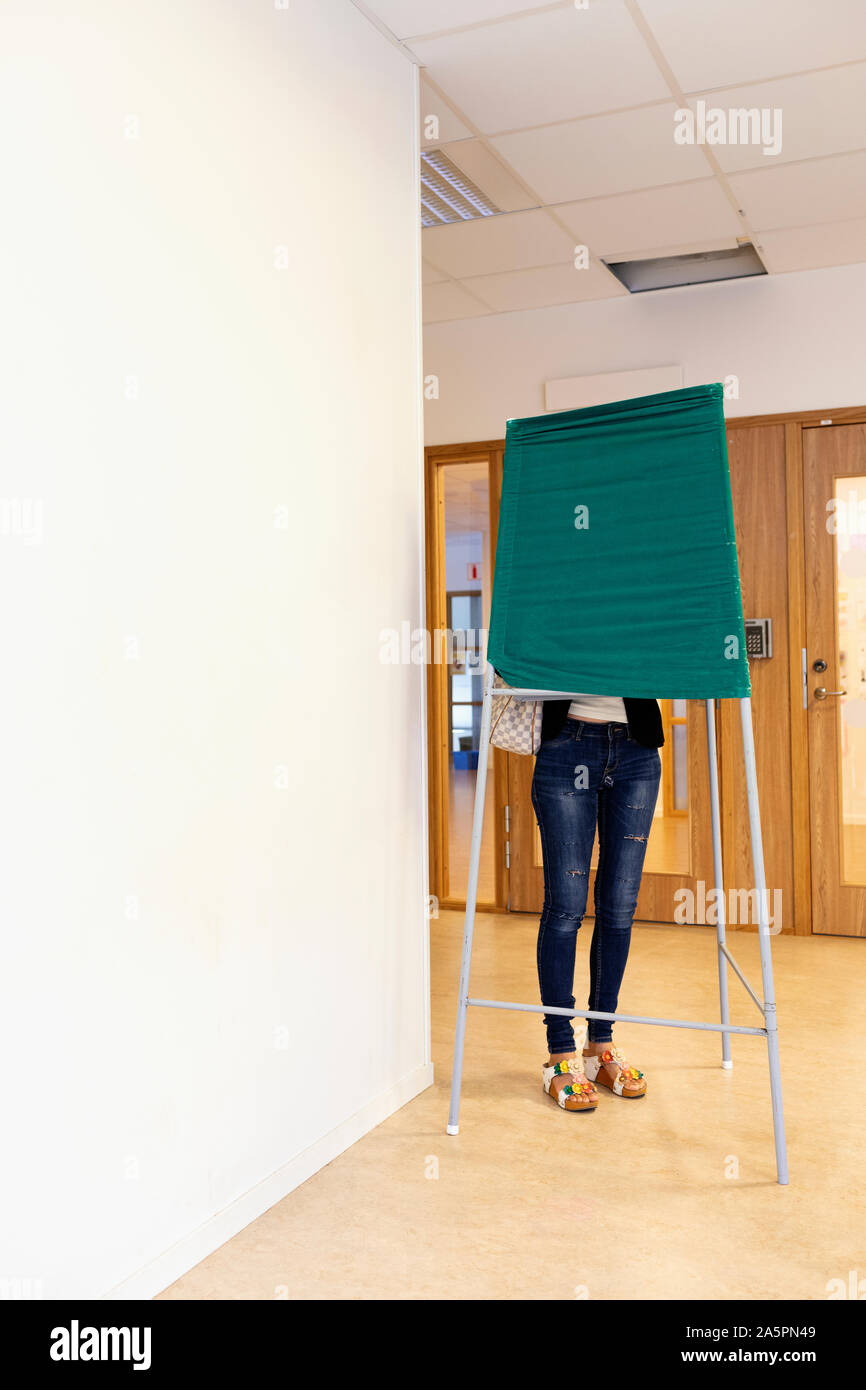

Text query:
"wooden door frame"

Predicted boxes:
[[425, 404, 866, 929], [424, 441, 507, 911]]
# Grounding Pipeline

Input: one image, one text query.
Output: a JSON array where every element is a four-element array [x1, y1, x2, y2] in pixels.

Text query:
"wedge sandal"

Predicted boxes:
[[583, 1044, 646, 1098], [542, 1056, 598, 1112]]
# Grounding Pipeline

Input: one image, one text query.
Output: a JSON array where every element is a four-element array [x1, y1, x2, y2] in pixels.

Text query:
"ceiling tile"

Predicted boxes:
[[422, 207, 575, 278], [364, 2, 554, 42], [492, 103, 710, 204], [757, 219, 866, 273], [638, 0, 866, 91], [604, 236, 741, 263], [729, 150, 866, 230], [420, 77, 472, 147], [409, 3, 670, 134], [557, 179, 743, 257], [688, 64, 866, 174], [443, 139, 538, 212], [422, 261, 449, 284], [422, 280, 493, 323], [460, 260, 627, 312]]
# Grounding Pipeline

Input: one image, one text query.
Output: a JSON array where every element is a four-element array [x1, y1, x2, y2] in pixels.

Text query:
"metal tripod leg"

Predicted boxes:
[[740, 697, 789, 1185], [447, 662, 495, 1135], [705, 699, 732, 1068]]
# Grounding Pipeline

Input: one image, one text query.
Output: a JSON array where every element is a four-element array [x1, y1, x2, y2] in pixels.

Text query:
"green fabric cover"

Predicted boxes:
[[487, 383, 750, 700]]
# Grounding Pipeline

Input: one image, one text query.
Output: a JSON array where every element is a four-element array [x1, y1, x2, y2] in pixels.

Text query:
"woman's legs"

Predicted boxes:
[[586, 738, 661, 1044], [532, 723, 606, 1056]]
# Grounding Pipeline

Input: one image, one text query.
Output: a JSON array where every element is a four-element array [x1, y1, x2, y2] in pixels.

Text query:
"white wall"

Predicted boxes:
[[423, 260, 866, 443], [0, 0, 428, 1298]]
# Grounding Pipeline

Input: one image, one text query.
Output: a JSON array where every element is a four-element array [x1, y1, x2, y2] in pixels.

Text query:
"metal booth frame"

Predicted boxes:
[[447, 662, 788, 1186]]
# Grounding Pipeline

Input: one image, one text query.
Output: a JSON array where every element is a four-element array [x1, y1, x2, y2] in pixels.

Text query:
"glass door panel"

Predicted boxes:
[[834, 476, 866, 885], [804, 425, 866, 935], [441, 462, 495, 903]]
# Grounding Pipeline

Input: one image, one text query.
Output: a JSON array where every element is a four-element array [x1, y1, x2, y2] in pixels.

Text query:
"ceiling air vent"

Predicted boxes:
[[421, 149, 501, 227], [605, 243, 767, 293]]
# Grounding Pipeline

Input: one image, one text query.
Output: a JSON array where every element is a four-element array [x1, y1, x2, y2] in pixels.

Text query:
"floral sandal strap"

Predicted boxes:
[[542, 1056, 598, 1109], [584, 1045, 646, 1097]]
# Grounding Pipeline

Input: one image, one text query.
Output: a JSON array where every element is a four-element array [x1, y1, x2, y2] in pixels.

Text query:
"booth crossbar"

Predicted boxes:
[[446, 663, 789, 1186], [466, 1001, 767, 1036]]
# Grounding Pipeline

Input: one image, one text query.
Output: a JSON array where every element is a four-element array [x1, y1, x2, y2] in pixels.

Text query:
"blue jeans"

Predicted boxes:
[[531, 719, 661, 1054]]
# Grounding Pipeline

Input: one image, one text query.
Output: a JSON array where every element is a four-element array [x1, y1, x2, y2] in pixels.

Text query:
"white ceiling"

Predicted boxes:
[[361, 0, 866, 322]]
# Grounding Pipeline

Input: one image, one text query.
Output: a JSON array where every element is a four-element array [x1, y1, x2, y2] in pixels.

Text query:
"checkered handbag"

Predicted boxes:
[[489, 672, 543, 755]]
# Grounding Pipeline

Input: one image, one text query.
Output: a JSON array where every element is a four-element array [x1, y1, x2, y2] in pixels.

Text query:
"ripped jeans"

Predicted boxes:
[[531, 718, 661, 1054]]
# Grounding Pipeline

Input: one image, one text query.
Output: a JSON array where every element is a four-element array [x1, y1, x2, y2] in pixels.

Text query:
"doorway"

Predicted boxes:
[[425, 440, 713, 921], [425, 445, 506, 910]]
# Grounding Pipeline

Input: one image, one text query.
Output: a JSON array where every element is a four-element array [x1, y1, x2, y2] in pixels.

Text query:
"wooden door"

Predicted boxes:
[[719, 424, 795, 933], [804, 422, 866, 935]]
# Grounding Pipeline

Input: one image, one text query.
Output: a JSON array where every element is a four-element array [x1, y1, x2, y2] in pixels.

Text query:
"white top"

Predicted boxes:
[[567, 694, 628, 723]]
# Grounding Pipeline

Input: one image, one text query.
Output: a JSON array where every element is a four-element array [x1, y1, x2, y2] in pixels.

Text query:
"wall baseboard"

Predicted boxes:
[[104, 1060, 435, 1301]]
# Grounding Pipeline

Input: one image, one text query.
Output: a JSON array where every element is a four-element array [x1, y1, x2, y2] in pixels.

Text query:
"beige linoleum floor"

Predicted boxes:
[[159, 912, 866, 1300]]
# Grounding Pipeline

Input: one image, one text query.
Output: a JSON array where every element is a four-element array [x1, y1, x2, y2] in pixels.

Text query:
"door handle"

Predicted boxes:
[[813, 687, 847, 700]]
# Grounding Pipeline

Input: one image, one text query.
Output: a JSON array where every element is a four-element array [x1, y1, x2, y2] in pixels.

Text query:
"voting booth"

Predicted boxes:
[[447, 384, 787, 1184]]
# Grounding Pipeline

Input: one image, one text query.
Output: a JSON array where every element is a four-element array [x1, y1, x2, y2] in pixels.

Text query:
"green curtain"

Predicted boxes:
[[487, 383, 750, 699]]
